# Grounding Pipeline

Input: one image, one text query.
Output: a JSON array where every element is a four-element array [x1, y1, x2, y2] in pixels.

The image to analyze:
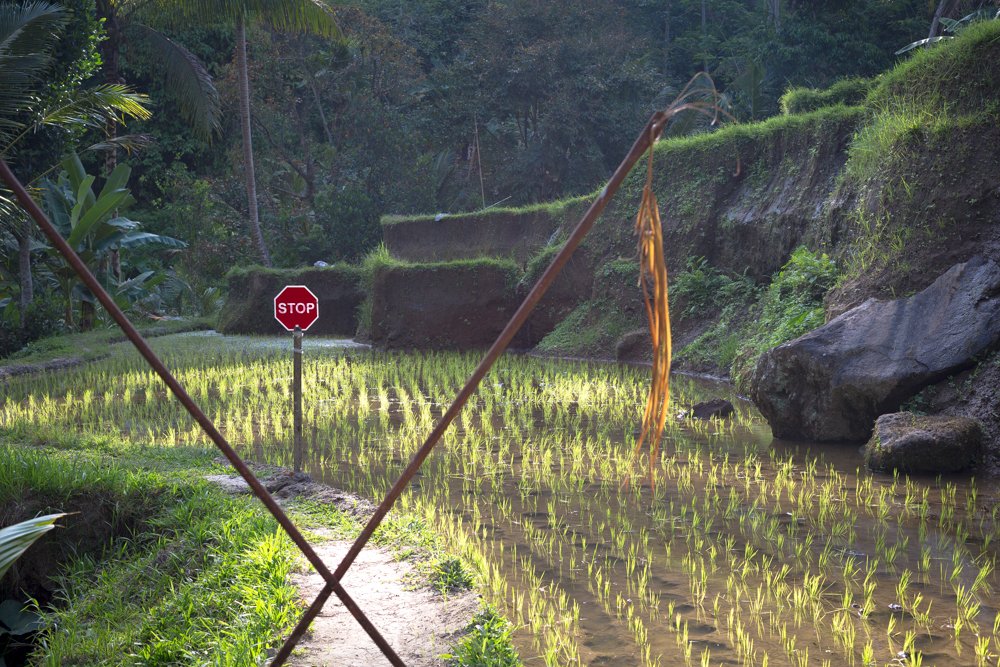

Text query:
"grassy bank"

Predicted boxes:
[[1, 439, 301, 665], [0, 317, 212, 370]]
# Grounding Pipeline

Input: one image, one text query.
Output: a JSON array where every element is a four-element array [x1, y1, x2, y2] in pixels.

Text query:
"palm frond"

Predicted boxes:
[[0, 513, 66, 580], [39, 83, 151, 130], [154, 0, 339, 38], [0, 1, 68, 145], [127, 23, 220, 140], [0, 1, 66, 57], [83, 133, 155, 156]]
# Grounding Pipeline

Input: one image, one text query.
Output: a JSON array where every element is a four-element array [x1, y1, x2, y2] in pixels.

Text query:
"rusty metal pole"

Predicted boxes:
[[293, 326, 303, 472], [0, 159, 403, 667]]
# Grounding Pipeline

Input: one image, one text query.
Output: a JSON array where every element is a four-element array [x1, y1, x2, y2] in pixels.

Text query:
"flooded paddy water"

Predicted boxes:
[[3, 332, 999, 666]]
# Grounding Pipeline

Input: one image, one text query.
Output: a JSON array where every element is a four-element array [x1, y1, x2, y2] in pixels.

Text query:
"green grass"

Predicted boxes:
[[866, 19, 1000, 116], [780, 77, 872, 115], [443, 605, 521, 667], [0, 317, 211, 367], [380, 194, 590, 226], [847, 20, 1000, 184], [654, 103, 865, 158], [536, 299, 634, 357], [0, 439, 301, 666], [224, 263, 365, 281], [0, 422, 495, 665]]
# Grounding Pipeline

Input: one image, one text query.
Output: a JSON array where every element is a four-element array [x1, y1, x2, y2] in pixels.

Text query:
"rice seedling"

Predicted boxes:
[[3, 333, 999, 665]]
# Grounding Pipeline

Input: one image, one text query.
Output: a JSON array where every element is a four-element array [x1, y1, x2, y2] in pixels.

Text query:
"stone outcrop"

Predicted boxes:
[[865, 412, 983, 473], [750, 257, 1000, 441]]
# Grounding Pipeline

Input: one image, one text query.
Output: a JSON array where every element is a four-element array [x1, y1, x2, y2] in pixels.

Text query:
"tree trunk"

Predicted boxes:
[[701, 0, 708, 72], [236, 16, 272, 267], [769, 0, 781, 32], [928, 0, 959, 43], [18, 215, 33, 326], [80, 300, 95, 331], [99, 0, 122, 176], [662, 3, 671, 77]]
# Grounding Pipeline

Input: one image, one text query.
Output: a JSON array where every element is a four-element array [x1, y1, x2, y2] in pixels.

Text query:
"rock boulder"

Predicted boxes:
[[750, 256, 1000, 441], [865, 412, 982, 473], [691, 398, 735, 420]]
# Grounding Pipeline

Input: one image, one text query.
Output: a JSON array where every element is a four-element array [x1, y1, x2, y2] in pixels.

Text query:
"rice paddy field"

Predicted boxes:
[[4, 331, 1000, 667]]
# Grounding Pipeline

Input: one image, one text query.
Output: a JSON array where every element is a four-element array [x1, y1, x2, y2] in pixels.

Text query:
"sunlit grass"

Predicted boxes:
[[3, 332, 999, 666]]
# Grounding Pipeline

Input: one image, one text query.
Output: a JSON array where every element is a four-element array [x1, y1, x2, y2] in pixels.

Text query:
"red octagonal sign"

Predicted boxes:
[[274, 285, 319, 331]]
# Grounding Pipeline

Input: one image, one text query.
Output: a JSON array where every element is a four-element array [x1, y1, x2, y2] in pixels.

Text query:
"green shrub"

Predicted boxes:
[[430, 557, 475, 595], [444, 605, 521, 667], [731, 247, 839, 389], [671, 257, 756, 319]]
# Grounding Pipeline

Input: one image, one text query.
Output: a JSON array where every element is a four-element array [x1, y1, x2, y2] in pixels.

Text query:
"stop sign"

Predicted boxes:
[[274, 285, 319, 331]]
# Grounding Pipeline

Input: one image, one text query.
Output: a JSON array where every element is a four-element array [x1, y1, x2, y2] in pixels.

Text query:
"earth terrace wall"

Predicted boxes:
[[530, 105, 865, 359], [381, 197, 590, 265], [218, 265, 364, 335], [369, 259, 522, 349], [372, 106, 864, 354]]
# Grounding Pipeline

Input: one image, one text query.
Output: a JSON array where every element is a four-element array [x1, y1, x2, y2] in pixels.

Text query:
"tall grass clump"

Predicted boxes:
[[847, 19, 1000, 183], [780, 77, 872, 115], [0, 441, 301, 666]]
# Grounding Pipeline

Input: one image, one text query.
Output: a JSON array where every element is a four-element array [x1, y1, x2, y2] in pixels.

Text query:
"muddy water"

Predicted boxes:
[[4, 337, 997, 666], [299, 359, 1000, 667]]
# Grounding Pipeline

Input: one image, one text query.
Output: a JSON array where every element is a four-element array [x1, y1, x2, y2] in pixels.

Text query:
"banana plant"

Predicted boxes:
[[41, 153, 186, 329]]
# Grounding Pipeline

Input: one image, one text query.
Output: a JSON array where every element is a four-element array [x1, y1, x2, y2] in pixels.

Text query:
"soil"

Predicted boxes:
[[206, 464, 480, 666], [288, 537, 479, 667], [0, 356, 91, 380]]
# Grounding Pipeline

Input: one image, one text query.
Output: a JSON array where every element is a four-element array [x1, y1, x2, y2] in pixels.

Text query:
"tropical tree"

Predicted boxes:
[[40, 153, 185, 328], [92, 0, 221, 146], [200, 0, 340, 267], [0, 0, 148, 338], [128, 0, 340, 267]]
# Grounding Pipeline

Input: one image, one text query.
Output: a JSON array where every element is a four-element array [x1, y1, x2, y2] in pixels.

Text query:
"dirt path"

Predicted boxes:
[[288, 536, 479, 667]]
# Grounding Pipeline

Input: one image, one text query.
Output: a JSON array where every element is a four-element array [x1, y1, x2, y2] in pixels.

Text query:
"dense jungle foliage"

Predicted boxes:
[[1, 0, 997, 352]]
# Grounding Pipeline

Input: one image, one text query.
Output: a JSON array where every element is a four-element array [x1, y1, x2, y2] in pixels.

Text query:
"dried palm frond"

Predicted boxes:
[[632, 74, 726, 484]]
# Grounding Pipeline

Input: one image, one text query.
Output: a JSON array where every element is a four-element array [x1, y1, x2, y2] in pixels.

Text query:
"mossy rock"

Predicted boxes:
[[865, 412, 983, 474]]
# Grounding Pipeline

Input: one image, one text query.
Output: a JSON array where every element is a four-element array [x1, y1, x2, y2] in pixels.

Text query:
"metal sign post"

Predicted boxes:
[[293, 325, 303, 472], [274, 285, 319, 473]]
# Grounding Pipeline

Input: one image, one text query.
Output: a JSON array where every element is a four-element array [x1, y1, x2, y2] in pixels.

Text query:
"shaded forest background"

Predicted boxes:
[[2, 0, 985, 350], [124, 0, 931, 271]]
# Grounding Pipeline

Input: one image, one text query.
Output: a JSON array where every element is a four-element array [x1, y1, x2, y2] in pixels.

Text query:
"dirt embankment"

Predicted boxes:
[[366, 106, 863, 355], [218, 265, 363, 336], [383, 199, 588, 265], [360, 24, 1000, 468]]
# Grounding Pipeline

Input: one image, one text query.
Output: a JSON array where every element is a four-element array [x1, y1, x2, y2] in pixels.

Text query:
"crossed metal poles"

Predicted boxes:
[[0, 110, 664, 665]]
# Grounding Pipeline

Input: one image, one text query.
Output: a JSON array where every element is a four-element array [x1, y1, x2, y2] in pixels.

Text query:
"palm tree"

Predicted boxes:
[[93, 0, 221, 144], [181, 0, 340, 267], [1, 0, 149, 324], [133, 0, 339, 267]]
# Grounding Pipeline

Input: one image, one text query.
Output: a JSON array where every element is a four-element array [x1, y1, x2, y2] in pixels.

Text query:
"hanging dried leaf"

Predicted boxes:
[[632, 127, 672, 482], [631, 73, 727, 486]]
